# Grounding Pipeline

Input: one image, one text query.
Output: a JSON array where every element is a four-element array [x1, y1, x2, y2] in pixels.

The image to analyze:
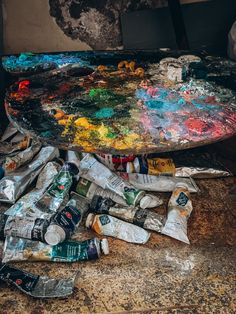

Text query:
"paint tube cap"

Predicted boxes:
[[85, 213, 95, 228], [175, 182, 189, 190], [44, 224, 66, 246], [101, 238, 109, 255], [126, 162, 135, 173]]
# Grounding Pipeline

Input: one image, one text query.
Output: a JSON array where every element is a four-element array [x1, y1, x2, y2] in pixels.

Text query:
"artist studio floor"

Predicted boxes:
[[0, 175, 235, 314]]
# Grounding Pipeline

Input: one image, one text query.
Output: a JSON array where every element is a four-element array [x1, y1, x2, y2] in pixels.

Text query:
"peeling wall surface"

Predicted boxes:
[[3, 0, 209, 54], [2, 0, 91, 54]]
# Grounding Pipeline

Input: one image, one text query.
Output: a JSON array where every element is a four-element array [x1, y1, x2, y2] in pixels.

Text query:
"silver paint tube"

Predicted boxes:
[[90, 195, 166, 233], [2, 236, 109, 263], [117, 172, 199, 193], [0, 124, 18, 142], [4, 161, 61, 219], [0, 146, 59, 203], [175, 166, 231, 178], [4, 141, 42, 172], [79, 154, 145, 206], [0, 263, 75, 298]]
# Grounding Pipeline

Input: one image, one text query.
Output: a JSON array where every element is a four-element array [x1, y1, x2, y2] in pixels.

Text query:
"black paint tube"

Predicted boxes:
[[0, 263, 75, 298], [90, 195, 166, 233]]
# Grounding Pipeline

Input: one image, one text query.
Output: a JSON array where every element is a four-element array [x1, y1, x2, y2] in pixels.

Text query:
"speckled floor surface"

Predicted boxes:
[[0, 176, 235, 314]]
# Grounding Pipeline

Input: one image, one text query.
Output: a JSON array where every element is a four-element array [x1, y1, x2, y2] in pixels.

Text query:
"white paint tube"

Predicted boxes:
[[161, 183, 193, 244], [0, 146, 59, 203], [117, 172, 199, 193], [79, 154, 145, 206], [2, 236, 109, 263], [86, 213, 150, 244]]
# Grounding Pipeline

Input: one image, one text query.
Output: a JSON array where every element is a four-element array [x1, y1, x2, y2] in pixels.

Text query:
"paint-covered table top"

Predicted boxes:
[[2, 51, 236, 154]]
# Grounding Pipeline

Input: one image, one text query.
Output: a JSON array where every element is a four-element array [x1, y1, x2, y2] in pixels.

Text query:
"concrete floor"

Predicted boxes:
[[0, 176, 236, 314]]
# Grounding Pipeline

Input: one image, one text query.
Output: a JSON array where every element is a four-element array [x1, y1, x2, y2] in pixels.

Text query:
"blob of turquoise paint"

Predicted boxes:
[[95, 107, 114, 119]]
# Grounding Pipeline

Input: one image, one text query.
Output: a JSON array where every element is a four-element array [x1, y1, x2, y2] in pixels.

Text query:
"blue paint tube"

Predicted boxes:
[[0, 166, 4, 179]]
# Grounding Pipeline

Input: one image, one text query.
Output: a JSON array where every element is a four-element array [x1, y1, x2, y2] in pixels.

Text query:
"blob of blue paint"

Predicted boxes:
[[95, 107, 114, 119]]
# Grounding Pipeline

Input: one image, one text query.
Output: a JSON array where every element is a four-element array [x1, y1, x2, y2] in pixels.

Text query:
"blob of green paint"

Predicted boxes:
[[95, 107, 114, 119]]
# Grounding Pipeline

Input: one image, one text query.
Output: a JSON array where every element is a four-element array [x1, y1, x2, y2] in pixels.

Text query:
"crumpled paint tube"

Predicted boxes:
[[0, 146, 59, 203], [86, 213, 150, 244], [2, 236, 109, 263], [35, 162, 79, 214], [4, 141, 42, 172], [44, 193, 89, 245], [75, 176, 127, 206], [3, 215, 50, 242], [117, 172, 199, 193], [79, 154, 145, 206], [0, 263, 75, 298], [90, 195, 166, 233], [0, 136, 31, 155], [4, 161, 62, 219], [161, 183, 193, 244], [175, 166, 231, 178]]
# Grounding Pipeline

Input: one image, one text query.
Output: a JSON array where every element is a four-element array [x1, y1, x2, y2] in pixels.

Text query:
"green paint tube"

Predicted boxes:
[[3, 236, 109, 263]]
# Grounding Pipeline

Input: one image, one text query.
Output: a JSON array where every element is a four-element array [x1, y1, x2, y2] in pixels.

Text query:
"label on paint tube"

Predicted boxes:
[[0, 263, 75, 298], [4, 216, 49, 242], [127, 157, 175, 176], [3, 236, 109, 263], [76, 177, 127, 206], [118, 172, 199, 193], [79, 154, 144, 205], [90, 195, 166, 233]]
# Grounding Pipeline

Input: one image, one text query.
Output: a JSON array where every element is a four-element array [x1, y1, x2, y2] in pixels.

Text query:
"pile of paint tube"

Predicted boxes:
[[0, 124, 233, 298]]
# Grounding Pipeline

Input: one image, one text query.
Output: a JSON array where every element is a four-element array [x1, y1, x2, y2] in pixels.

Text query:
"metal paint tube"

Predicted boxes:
[[35, 162, 79, 214], [126, 156, 176, 176], [90, 195, 166, 233], [4, 141, 42, 172], [4, 161, 62, 219], [0, 146, 59, 203], [75, 177, 127, 206], [44, 193, 89, 245], [175, 166, 231, 178], [161, 183, 193, 244], [0, 263, 75, 298], [86, 213, 150, 244], [3, 215, 50, 242], [3, 236, 109, 263], [94, 153, 135, 171], [0, 136, 31, 155], [79, 154, 145, 206], [117, 172, 199, 193]]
